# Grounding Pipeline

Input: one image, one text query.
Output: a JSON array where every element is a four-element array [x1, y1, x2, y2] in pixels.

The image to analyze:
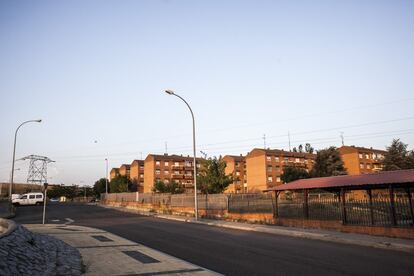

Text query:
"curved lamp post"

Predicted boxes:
[[164, 90, 198, 220], [9, 119, 42, 203]]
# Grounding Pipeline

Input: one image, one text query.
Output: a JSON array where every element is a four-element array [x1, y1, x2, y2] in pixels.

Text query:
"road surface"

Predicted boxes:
[[13, 203, 414, 276]]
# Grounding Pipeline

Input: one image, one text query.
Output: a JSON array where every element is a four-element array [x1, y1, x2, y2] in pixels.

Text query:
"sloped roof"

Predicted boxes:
[[265, 169, 414, 191]]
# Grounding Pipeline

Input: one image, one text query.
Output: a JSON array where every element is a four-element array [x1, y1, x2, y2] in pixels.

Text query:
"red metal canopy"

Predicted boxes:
[[264, 169, 414, 192]]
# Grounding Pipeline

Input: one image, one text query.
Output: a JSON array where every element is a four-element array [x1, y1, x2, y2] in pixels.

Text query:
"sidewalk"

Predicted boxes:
[[102, 204, 414, 253], [25, 224, 219, 276]]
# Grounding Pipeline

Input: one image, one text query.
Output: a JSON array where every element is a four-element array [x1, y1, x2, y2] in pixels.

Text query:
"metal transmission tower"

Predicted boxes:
[[21, 155, 55, 184]]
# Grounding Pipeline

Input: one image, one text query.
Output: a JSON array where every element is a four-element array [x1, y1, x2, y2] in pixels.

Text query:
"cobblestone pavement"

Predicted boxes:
[[25, 224, 219, 276], [0, 224, 82, 275]]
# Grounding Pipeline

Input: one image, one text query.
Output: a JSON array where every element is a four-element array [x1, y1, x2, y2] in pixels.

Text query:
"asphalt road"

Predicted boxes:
[[13, 203, 414, 276]]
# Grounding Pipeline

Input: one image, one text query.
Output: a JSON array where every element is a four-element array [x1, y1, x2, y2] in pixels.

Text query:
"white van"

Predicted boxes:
[[12, 192, 44, 206]]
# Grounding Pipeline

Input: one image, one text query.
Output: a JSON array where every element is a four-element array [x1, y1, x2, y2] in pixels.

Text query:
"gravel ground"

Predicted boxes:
[[0, 224, 83, 275]]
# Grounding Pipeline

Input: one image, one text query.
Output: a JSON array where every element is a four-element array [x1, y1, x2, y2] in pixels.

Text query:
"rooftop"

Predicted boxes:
[[265, 169, 414, 191]]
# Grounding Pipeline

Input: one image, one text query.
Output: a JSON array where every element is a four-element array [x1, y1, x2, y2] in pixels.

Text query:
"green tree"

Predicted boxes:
[[76, 186, 95, 198], [292, 143, 314, 154], [305, 143, 314, 154], [109, 175, 131, 193], [281, 166, 310, 183], [383, 139, 414, 171], [94, 178, 108, 197], [152, 180, 184, 194], [197, 156, 233, 194], [311, 147, 347, 177]]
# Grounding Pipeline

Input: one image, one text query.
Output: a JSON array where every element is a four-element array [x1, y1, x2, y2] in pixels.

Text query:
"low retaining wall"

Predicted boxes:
[[275, 218, 414, 239], [0, 219, 83, 275]]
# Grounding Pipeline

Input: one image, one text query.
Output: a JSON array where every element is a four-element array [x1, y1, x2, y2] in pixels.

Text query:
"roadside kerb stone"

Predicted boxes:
[[0, 218, 17, 238]]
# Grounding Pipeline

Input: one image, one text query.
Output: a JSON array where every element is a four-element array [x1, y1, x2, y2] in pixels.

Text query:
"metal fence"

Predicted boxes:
[[276, 189, 414, 227], [228, 193, 273, 213], [102, 189, 414, 227]]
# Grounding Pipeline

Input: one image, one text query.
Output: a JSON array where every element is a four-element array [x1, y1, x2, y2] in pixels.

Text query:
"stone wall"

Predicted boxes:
[[0, 219, 83, 275]]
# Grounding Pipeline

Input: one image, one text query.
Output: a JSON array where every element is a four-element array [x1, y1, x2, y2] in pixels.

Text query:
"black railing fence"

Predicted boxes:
[[276, 188, 414, 227]]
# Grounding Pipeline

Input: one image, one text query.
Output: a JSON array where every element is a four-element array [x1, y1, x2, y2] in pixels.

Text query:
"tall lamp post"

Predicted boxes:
[[164, 89, 198, 220], [105, 158, 109, 195], [9, 119, 42, 204]]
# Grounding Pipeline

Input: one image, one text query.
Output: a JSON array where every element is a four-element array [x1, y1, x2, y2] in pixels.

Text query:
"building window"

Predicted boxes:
[[174, 171, 180, 175], [284, 157, 289, 163], [164, 179, 169, 184], [140, 165, 144, 170], [185, 161, 192, 167], [275, 157, 279, 162], [295, 158, 300, 163], [367, 164, 371, 169], [235, 162, 240, 167], [266, 156, 271, 161], [365, 154, 370, 159], [360, 163, 364, 169], [155, 160, 160, 166], [174, 162, 180, 166], [359, 154, 363, 159], [267, 176, 273, 183], [164, 170, 169, 175], [236, 171, 240, 176], [267, 166, 272, 172], [140, 174, 144, 178], [155, 169, 160, 175], [276, 177, 281, 182], [164, 161, 169, 166]]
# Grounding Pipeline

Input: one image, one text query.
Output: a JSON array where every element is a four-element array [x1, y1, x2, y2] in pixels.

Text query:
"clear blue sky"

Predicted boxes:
[[1, 0, 413, 185]]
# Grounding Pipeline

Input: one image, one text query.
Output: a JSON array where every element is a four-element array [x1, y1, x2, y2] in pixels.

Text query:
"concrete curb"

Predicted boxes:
[[0, 218, 17, 238], [101, 204, 414, 253]]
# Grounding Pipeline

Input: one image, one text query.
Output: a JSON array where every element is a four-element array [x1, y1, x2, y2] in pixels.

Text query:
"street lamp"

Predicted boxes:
[[105, 158, 109, 194], [9, 119, 42, 204], [164, 89, 199, 220]]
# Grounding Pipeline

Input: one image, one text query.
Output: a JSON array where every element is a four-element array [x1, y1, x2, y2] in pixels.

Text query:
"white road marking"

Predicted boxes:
[[65, 218, 74, 225], [51, 219, 60, 222]]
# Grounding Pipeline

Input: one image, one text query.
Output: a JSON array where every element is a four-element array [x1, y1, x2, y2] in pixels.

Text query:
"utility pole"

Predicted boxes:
[[105, 158, 109, 194], [42, 182, 48, 224], [340, 132, 345, 146], [288, 131, 291, 152], [263, 134, 266, 149]]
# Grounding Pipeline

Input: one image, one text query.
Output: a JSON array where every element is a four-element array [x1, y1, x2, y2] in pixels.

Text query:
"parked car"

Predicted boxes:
[[11, 194, 21, 201], [12, 192, 44, 206], [50, 198, 60, 202]]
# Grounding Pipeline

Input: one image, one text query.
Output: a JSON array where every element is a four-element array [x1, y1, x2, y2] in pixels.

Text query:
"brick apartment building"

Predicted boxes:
[[223, 155, 247, 193], [143, 154, 202, 193], [130, 160, 145, 192], [245, 148, 316, 192], [338, 146, 386, 175], [109, 168, 119, 180], [119, 164, 131, 179]]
